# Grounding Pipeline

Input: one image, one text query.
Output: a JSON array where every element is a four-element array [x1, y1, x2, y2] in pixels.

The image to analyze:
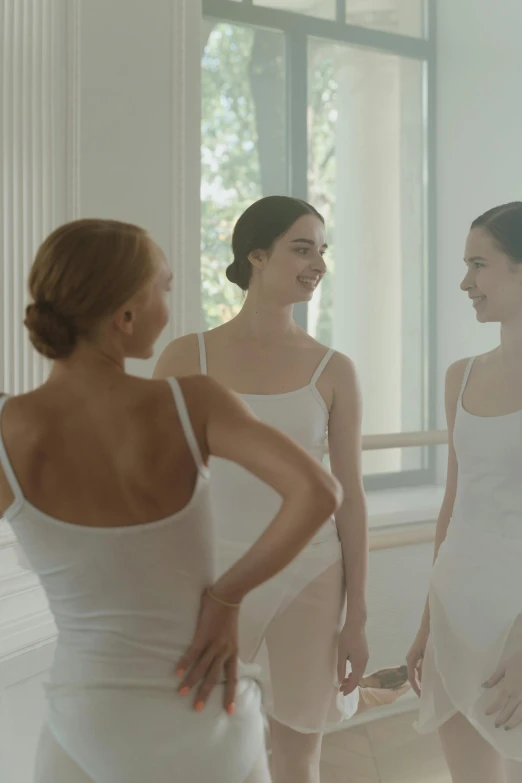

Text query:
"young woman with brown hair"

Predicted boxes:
[[0, 218, 342, 783]]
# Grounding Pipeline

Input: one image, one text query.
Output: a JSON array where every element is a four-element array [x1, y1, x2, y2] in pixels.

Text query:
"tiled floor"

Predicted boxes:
[[321, 711, 451, 783]]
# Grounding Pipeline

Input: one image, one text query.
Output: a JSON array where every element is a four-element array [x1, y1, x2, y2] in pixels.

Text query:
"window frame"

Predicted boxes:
[[201, 0, 438, 491]]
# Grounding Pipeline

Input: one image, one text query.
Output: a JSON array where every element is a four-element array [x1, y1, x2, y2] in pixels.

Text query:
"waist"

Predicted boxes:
[[434, 518, 522, 579], [454, 481, 522, 534], [49, 643, 182, 687], [48, 641, 263, 694]]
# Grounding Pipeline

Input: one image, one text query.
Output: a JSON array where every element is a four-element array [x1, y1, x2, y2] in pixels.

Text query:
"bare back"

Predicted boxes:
[[154, 325, 337, 411], [0, 376, 210, 527]]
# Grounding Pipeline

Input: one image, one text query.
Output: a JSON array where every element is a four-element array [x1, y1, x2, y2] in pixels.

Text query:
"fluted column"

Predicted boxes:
[[0, 0, 78, 635], [1, 0, 78, 396]]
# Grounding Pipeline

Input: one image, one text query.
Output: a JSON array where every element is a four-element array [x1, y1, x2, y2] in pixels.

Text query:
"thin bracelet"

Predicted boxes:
[[205, 587, 241, 609]]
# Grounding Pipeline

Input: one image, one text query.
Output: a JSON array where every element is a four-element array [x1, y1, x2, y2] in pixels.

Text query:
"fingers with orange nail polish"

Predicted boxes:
[[195, 701, 205, 712], [179, 686, 190, 697]]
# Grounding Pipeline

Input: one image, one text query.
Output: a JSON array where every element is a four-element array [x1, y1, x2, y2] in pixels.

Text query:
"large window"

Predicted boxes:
[[201, 0, 436, 490]]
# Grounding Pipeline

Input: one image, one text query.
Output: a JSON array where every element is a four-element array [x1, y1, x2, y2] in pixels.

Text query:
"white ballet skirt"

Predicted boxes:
[[415, 357, 522, 760], [0, 381, 266, 783], [197, 334, 359, 733]]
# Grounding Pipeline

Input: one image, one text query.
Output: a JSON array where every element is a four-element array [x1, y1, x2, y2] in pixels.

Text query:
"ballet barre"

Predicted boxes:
[[324, 429, 448, 453], [334, 430, 447, 551], [362, 430, 448, 451], [369, 523, 436, 551]]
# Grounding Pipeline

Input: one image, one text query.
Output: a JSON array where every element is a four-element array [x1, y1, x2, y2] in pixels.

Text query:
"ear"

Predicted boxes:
[[113, 304, 136, 336], [247, 249, 267, 271]]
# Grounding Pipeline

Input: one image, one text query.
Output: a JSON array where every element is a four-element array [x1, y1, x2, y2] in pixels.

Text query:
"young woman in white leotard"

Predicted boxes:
[[0, 218, 343, 783], [407, 203, 522, 783], [155, 196, 369, 783]]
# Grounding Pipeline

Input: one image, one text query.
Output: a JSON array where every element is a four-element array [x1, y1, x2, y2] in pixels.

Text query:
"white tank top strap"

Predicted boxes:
[[458, 356, 476, 402], [166, 378, 206, 474], [0, 395, 25, 515], [311, 348, 335, 386], [197, 333, 208, 375]]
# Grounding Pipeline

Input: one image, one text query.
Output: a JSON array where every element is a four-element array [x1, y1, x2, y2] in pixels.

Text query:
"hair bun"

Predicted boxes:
[[24, 301, 77, 360], [225, 260, 239, 285], [226, 258, 250, 291]]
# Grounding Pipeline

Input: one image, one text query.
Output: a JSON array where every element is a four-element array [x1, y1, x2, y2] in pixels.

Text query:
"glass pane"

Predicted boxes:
[[253, 0, 336, 20], [308, 39, 427, 477], [201, 24, 286, 330], [346, 0, 425, 38]]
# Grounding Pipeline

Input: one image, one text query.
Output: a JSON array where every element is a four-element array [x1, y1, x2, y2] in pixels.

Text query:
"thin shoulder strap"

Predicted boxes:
[[0, 395, 25, 514], [458, 357, 476, 401], [311, 348, 335, 386], [166, 378, 206, 473], [197, 333, 208, 375]]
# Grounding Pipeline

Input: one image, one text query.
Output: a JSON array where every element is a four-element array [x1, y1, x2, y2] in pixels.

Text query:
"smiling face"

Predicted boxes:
[[249, 214, 328, 305], [461, 227, 522, 324]]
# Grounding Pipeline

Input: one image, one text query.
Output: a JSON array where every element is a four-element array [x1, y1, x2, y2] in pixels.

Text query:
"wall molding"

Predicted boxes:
[[0, 608, 56, 662], [1, 0, 79, 397]]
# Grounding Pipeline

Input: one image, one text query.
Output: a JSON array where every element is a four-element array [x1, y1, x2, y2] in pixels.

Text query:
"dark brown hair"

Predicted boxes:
[[471, 202, 522, 263], [226, 196, 324, 291], [25, 218, 156, 359]]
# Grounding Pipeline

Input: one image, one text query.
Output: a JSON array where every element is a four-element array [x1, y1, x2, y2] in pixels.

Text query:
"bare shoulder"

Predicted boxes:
[[443, 358, 472, 426], [323, 350, 359, 396], [445, 357, 471, 395], [0, 390, 39, 421], [303, 334, 357, 382], [447, 349, 499, 385], [329, 351, 357, 381], [308, 346, 359, 414], [0, 391, 43, 465], [153, 333, 202, 378]]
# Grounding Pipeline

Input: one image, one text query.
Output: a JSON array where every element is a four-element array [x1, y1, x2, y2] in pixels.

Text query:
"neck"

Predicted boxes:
[[231, 289, 299, 342], [499, 319, 522, 365], [48, 342, 126, 385]]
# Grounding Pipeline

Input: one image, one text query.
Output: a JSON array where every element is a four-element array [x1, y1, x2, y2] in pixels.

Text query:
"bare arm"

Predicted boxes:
[[407, 359, 467, 695], [192, 375, 343, 603], [327, 355, 368, 625], [418, 357, 467, 630]]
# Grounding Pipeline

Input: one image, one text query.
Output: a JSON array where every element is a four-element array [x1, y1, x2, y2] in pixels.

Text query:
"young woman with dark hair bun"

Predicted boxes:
[[408, 203, 522, 783], [156, 195, 369, 783]]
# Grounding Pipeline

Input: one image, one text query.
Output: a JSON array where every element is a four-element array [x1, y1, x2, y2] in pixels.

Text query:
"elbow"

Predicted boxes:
[[307, 473, 343, 519]]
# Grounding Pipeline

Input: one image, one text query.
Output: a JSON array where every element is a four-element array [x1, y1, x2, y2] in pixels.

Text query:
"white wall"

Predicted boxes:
[[76, 0, 203, 377], [436, 0, 522, 430]]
